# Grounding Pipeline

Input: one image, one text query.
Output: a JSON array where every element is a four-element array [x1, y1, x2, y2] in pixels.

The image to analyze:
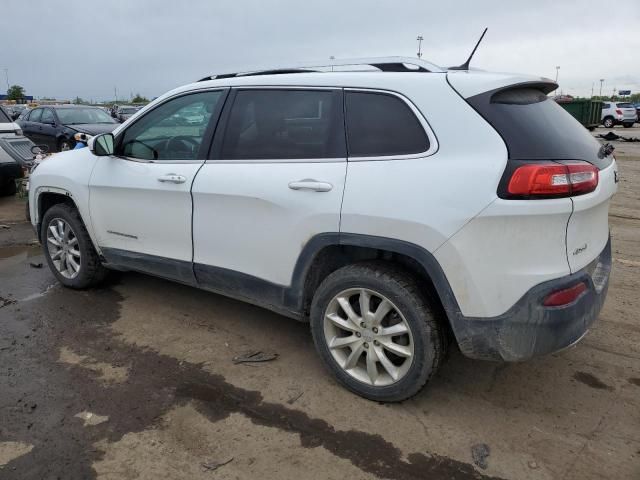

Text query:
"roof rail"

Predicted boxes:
[[197, 56, 445, 82]]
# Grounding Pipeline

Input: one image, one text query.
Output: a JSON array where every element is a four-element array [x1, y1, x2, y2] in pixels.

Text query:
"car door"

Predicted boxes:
[[39, 108, 58, 151], [89, 89, 228, 283], [191, 88, 347, 301], [22, 108, 42, 143]]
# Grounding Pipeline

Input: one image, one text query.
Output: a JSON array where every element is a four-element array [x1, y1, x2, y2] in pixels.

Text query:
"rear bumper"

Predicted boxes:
[[451, 237, 611, 361]]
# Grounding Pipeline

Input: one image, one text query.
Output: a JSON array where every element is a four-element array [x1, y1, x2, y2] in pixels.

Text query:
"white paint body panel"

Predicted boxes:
[[566, 161, 617, 272], [28, 149, 98, 245], [341, 75, 508, 253], [88, 157, 201, 262], [192, 161, 346, 285], [434, 198, 573, 317]]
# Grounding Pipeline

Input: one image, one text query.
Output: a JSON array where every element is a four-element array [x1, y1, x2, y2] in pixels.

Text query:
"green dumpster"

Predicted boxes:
[[555, 99, 602, 131]]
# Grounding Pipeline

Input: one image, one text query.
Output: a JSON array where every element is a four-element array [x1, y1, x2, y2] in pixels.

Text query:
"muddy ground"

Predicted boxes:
[[1, 127, 639, 479]]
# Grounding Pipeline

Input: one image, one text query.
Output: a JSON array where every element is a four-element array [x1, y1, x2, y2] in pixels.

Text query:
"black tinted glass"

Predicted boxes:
[[468, 87, 607, 168], [220, 89, 343, 159], [345, 91, 428, 157]]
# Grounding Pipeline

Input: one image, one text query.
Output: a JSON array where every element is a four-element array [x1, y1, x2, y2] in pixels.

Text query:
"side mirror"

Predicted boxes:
[[90, 133, 115, 156]]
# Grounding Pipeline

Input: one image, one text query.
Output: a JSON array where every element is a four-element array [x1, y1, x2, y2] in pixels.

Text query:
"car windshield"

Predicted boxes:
[[616, 103, 634, 108], [56, 108, 116, 125]]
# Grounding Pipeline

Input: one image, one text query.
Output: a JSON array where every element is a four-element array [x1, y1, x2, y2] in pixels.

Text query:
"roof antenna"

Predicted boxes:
[[449, 28, 488, 71]]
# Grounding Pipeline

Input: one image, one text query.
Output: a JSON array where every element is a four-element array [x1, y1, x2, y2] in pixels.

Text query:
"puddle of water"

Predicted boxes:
[[0, 245, 42, 270]]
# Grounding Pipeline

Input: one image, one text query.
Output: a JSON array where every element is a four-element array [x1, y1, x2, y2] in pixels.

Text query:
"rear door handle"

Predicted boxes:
[[288, 179, 333, 192], [158, 174, 187, 184]]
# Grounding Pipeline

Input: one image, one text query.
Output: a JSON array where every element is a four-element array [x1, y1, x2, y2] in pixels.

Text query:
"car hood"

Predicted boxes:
[[67, 123, 118, 135], [0, 122, 21, 133]]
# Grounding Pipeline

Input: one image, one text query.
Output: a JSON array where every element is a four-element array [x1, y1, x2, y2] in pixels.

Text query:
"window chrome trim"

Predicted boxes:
[[344, 87, 439, 162], [204, 157, 345, 165], [113, 156, 204, 164]]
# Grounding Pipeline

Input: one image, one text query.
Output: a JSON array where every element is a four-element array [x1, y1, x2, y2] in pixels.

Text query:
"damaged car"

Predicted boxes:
[[18, 105, 118, 152]]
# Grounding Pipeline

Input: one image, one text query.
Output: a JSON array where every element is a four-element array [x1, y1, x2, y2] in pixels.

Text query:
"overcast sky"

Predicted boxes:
[[2, 0, 639, 101]]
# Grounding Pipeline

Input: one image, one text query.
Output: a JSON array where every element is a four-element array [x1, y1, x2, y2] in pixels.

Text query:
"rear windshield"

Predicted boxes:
[[466, 86, 609, 168], [616, 103, 634, 108], [0, 107, 10, 123]]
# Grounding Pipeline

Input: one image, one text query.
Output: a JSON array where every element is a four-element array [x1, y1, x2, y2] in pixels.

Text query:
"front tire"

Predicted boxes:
[[310, 262, 446, 402], [58, 139, 74, 152], [41, 204, 107, 289]]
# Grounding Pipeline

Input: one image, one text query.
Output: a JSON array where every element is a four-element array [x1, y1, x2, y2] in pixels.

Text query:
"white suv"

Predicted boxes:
[[601, 101, 637, 128], [28, 58, 617, 401]]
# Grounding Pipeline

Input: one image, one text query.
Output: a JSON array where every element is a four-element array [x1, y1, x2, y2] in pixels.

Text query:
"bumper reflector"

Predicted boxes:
[[543, 282, 587, 307]]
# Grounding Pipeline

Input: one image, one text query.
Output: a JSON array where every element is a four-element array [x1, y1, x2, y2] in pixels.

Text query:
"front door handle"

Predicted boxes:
[[158, 174, 187, 184], [288, 179, 333, 192]]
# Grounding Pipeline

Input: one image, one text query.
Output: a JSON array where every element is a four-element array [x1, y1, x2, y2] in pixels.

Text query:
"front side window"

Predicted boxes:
[[220, 89, 343, 160], [119, 91, 224, 161], [29, 109, 42, 123], [345, 91, 429, 157]]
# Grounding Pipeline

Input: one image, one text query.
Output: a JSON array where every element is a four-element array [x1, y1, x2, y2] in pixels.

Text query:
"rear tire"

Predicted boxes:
[[623, 123, 634, 128], [603, 117, 615, 128], [310, 262, 446, 402], [41, 204, 107, 289]]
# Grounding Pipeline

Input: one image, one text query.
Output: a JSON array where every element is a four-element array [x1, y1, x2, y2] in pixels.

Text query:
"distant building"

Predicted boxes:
[[0, 94, 35, 103]]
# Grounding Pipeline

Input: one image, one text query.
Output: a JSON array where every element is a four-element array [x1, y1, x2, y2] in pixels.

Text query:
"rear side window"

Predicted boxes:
[[602, 103, 610, 109], [345, 91, 428, 157], [467, 86, 606, 167], [220, 89, 343, 160]]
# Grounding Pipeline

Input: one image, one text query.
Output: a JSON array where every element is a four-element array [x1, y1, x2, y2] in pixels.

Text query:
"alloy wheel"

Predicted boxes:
[[323, 288, 414, 386], [46, 218, 81, 279]]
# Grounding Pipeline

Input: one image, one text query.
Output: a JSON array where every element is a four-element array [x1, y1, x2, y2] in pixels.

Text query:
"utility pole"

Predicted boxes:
[[416, 35, 423, 59], [591, 82, 594, 98], [599, 78, 604, 98], [554, 66, 560, 83], [114, 86, 117, 104]]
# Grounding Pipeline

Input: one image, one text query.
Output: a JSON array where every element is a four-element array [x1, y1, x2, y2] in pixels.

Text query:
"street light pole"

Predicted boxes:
[[599, 79, 604, 98], [554, 66, 560, 83], [416, 35, 423, 59]]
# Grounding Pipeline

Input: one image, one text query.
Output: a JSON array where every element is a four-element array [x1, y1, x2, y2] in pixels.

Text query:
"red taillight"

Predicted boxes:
[[615, 109, 623, 115], [507, 161, 598, 198], [543, 282, 587, 307]]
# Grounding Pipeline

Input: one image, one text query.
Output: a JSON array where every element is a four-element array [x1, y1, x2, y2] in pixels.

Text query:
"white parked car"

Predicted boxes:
[[601, 101, 637, 128], [28, 58, 617, 401]]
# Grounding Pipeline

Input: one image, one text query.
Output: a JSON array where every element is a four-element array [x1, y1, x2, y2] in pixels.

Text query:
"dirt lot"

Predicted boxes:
[[1, 128, 639, 480]]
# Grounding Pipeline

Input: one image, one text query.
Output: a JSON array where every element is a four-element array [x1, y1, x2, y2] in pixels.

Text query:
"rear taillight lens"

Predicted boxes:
[[616, 109, 623, 115], [543, 282, 587, 307], [506, 161, 598, 198]]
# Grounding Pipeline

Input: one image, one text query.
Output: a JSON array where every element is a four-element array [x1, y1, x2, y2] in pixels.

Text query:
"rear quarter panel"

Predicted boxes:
[[340, 75, 508, 253]]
